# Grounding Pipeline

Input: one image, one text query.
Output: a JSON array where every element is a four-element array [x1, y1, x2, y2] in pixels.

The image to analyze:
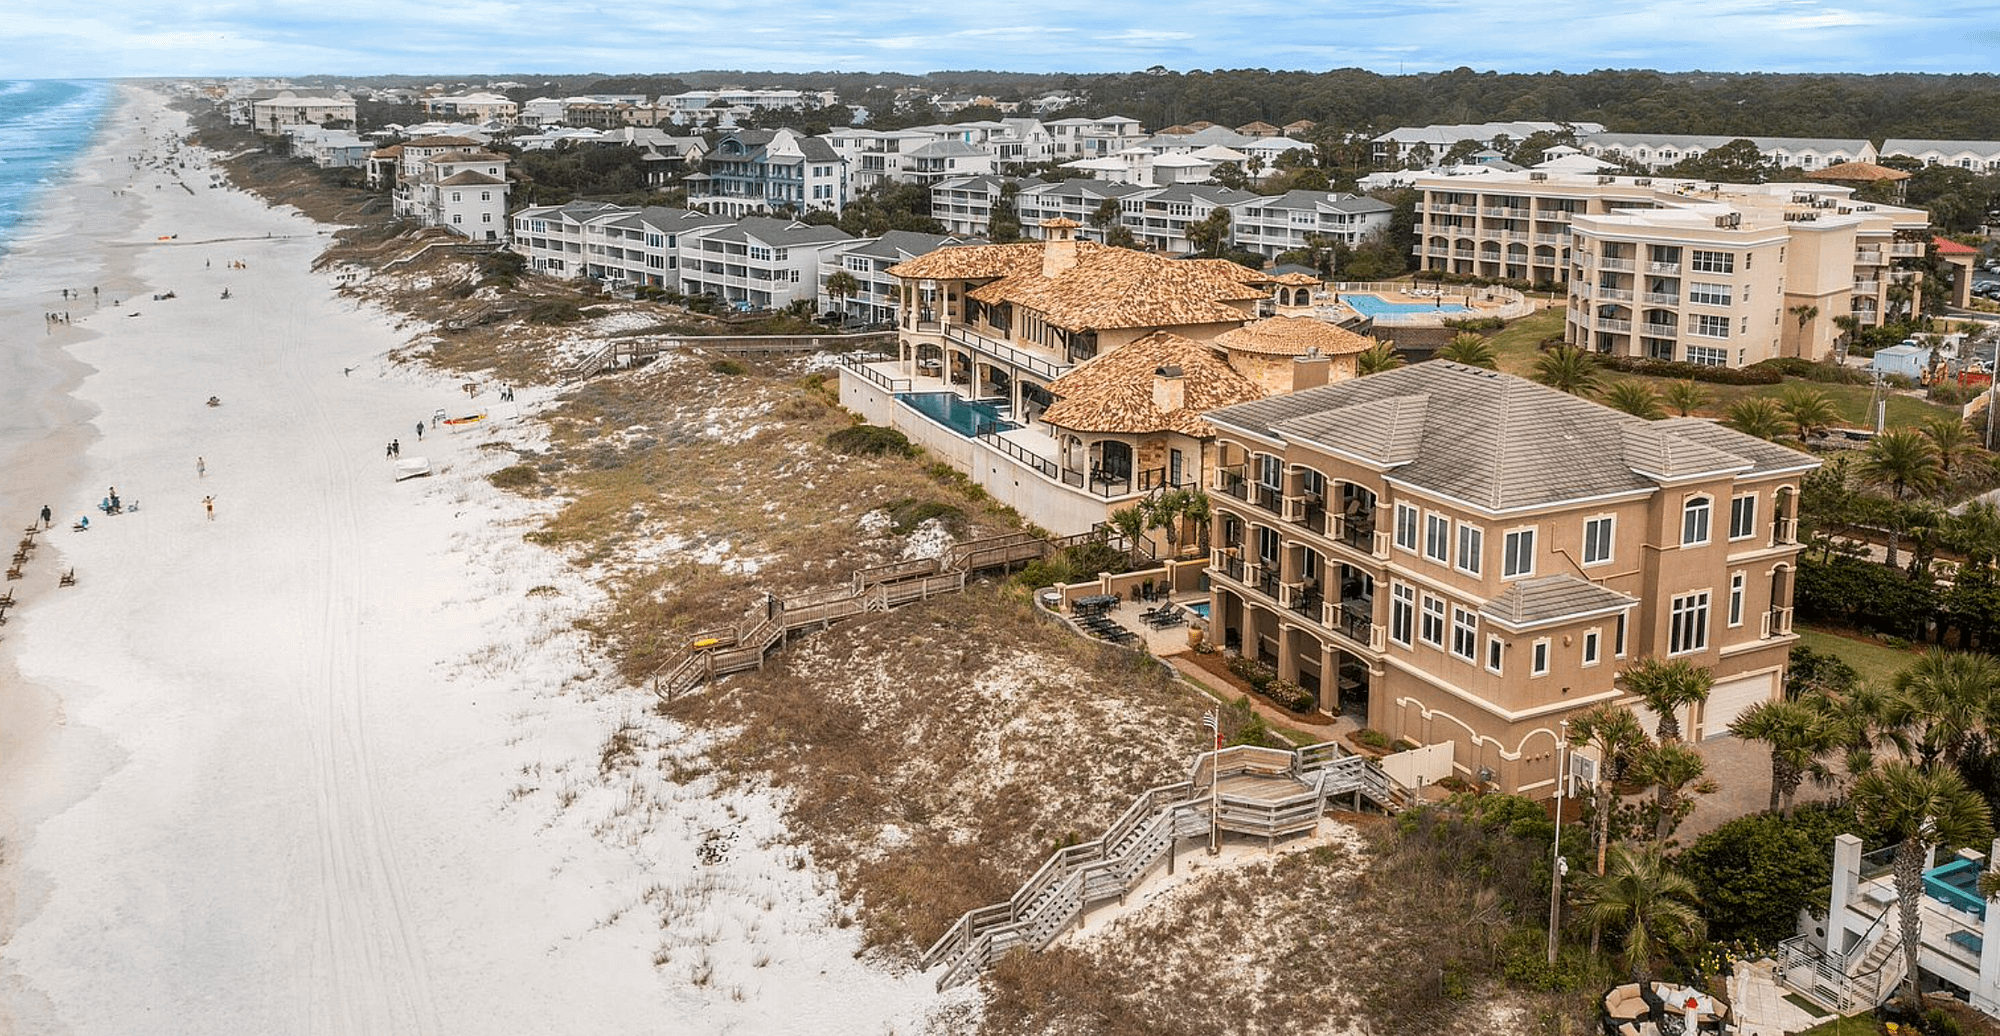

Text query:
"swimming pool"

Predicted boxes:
[[1186, 600, 1211, 620], [1344, 293, 1470, 317], [898, 392, 1015, 437]]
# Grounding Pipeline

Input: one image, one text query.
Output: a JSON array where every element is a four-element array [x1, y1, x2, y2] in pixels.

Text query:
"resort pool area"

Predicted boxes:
[[1186, 600, 1211, 620], [898, 392, 1015, 437], [1343, 293, 1470, 317], [1927, 857, 1987, 917]]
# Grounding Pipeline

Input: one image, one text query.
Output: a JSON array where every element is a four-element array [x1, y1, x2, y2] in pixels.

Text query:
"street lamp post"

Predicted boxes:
[[1548, 718, 1570, 965]]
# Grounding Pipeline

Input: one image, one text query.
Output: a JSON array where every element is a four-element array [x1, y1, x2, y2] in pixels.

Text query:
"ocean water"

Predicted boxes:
[[0, 79, 112, 262]]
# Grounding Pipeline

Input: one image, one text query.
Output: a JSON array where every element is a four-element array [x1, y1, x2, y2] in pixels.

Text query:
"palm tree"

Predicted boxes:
[[1600, 381, 1663, 419], [1436, 332, 1498, 369], [1182, 490, 1213, 554], [1533, 345, 1600, 395], [1729, 698, 1839, 814], [1789, 303, 1819, 330], [1893, 650, 2000, 767], [1922, 416, 1979, 480], [1106, 504, 1148, 565], [1806, 683, 1913, 777], [1574, 845, 1707, 981], [1662, 380, 1709, 417], [1725, 398, 1788, 441], [1776, 386, 1838, 443], [1856, 428, 1943, 567], [1627, 742, 1718, 843], [823, 270, 861, 322], [1832, 314, 1862, 355], [1144, 488, 1190, 558], [1356, 341, 1405, 376], [1622, 656, 1712, 742], [1567, 704, 1651, 874], [1849, 760, 1993, 1009]]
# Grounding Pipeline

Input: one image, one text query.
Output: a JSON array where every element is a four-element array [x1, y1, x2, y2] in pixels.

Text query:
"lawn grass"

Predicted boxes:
[[1790, 1015, 1877, 1036], [1487, 306, 1565, 375], [1796, 625, 1924, 688]]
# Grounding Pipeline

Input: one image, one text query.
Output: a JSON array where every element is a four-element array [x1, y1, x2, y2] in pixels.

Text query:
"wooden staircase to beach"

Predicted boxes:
[[919, 742, 1414, 990], [648, 528, 1122, 701]]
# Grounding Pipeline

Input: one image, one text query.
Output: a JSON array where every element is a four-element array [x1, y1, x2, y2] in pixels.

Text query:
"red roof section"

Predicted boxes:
[[1935, 236, 1978, 255]]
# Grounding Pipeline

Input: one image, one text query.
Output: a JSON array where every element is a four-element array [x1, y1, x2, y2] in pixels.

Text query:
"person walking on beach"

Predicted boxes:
[[203, 495, 214, 521], [392, 438, 400, 457], [385, 441, 394, 459], [415, 421, 423, 440], [196, 456, 205, 478], [41, 504, 52, 529]]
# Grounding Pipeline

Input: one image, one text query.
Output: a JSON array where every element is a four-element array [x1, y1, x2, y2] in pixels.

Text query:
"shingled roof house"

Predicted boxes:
[[836, 219, 1378, 536], [1202, 362, 1815, 795]]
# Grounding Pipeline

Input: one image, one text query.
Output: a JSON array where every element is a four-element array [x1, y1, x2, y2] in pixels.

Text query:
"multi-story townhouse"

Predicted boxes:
[[422, 92, 518, 127], [929, 175, 1036, 237], [1578, 134, 1876, 173], [828, 128, 952, 190], [1411, 168, 1932, 359], [1203, 362, 1815, 796], [1015, 179, 1147, 240], [904, 140, 995, 184], [1880, 139, 2000, 173], [819, 230, 967, 325], [1043, 116, 1147, 160], [284, 126, 372, 169], [1226, 190, 1394, 261], [518, 97, 565, 127], [250, 92, 357, 136], [690, 129, 847, 218], [511, 202, 733, 288], [837, 222, 1377, 534], [1373, 121, 1603, 168], [678, 217, 855, 312], [1121, 184, 1256, 254], [395, 149, 511, 241]]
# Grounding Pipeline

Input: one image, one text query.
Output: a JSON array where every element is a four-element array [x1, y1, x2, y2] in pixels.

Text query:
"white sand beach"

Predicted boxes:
[[0, 87, 946, 1035]]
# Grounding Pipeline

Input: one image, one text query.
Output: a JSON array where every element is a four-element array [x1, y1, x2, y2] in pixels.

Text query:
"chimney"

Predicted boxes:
[[1292, 350, 1330, 391], [1041, 217, 1080, 277], [1152, 365, 1186, 414]]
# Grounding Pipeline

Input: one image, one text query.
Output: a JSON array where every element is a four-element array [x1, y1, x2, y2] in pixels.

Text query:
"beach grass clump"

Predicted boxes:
[[824, 424, 914, 458], [526, 300, 585, 325], [883, 498, 963, 535], [489, 464, 539, 489]]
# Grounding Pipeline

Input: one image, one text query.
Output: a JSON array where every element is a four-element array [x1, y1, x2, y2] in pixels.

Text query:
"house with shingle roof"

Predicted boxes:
[[819, 229, 971, 325], [836, 221, 1386, 536], [693, 128, 849, 218], [1199, 361, 1815, 796], [387, 144, 512, 241]]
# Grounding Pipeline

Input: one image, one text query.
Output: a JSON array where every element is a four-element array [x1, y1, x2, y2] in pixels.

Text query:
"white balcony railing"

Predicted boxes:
[[1595, 317, 1633, 333], [1642, 292, 1681, 306]]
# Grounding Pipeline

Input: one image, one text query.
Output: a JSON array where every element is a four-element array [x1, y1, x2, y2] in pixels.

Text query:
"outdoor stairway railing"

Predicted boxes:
[[649, 528, 1133, 700], [1777, 902, 1906, 1015], [921, 741, 1413, 989]]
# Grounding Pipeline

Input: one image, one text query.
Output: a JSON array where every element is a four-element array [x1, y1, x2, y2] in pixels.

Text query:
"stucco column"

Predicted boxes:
[[1320, 642, 1339, 715], [1976, 837, 2000, 1014], [1829, 833, 1862, 955]]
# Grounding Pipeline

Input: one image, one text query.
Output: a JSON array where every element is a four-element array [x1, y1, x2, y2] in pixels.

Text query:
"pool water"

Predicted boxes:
[[1344, 293, 1470, 317], [898, 392, 1015, 437], [1187, 600, 1211, 619], [1925, 857, 1986, 918]]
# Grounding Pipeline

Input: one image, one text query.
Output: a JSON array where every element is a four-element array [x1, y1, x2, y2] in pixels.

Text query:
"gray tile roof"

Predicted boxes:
[[797, 137, 841, 162], [843, 230, 962, 261], [1204, 362, 1816, 513], [1881, 139, 2000, 157], [704, 216, 852, 247], [1274, 394, 1428, 466], [1481, 575, 1637, 630], [1584, 132, 1870, 154]]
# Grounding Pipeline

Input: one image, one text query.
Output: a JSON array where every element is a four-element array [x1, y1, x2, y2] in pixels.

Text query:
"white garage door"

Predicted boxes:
[[1702, 671, 1779, 740]]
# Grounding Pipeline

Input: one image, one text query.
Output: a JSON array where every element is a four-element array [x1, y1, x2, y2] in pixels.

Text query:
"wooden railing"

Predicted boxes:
[[922, 741, 1410, 988]]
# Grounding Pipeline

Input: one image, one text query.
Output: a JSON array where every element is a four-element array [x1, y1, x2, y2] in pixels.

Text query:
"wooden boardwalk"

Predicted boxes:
[[649, 528, 1122, 701], [920, 743, 1413, 990]]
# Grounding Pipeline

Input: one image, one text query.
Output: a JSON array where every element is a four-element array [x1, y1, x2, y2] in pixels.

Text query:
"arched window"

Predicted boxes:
[[1681, 496, 1712, 546]]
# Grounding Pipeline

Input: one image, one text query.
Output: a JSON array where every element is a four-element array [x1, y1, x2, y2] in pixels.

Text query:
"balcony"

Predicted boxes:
[[1640, 322, 1679, 337], [1283, 582, 1323, 620], [1253, 564, 1281, 601], [1642, 292, 1680, 306], [1853, 280, 1881, 294], [1773, 515, 1799, 546], [1854, 250, 1884, 265], [1252, 484, 1284, 515], [1646, 261, 1681, 275], [942, 324, 1071, 381], [1215, 466, 1249, 501], [1533, 233, 1567, 246], [1212, 549, 1246, 584], [1599, 256, 1636, 272], [1596, 286, 1634, 302], [1763, 606, 1795, 639], [1889, 241, 1925, 257], [1595, 317, 1633, 333]]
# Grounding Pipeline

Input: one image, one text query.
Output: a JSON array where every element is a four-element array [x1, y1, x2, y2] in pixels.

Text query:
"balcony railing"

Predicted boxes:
[[1253, 565, 1281, 601], [1333, 601, 1381, 650], [1889, 241, 1924, 257], [1854, 250, 1884, 265], [1212, 549, 1246, 583], [1642, 292, 1681, 306], [1253, 484, 1284, 515], [1595, 317, 1633, 333], [1646, 261, 1681, 274], [942, 324, 1070, 381], [1853, 280, 1880, 294], [1597, 286, 1634, 301], [1763, 606, 1795, 639], [1598, 256, 1635, 271], [1533, 233, 1567, 246], [1284, 583, 1323, 619], [1640, 322, 1679, 337], [1773, 515, 1799, 546], [1216, 466, 1249, 501]]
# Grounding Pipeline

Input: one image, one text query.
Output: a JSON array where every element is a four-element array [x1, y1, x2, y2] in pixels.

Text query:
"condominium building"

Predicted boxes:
[[1121, 184, 1256, 254], [1579, 134, 1876, 173], [511, 202, 734, 288], [1373, 121, 1604, 168], [1203, 362, 1815, 796], [1015, 179, 1148, 241], [678, 217, 856, 311], [1043, 116, 1147, 159], [249, 92, 357, 136], [930, 175, 1029, 237], [1880, 139, 2000, 172], [1411, 168, 1931, 363], [1226, 190, 1394, 260], [421, 92, 519, 126], [819, 230, 967, 325]]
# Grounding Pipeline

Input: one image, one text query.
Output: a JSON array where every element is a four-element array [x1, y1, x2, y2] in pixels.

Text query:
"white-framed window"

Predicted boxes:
[[1690, 249, 1734, 274], [1582, 516, 1614, 566], [1258, 454, 1284, 490], [1729, 494, 1758, 540], [1485, 634, 1504, 674], [1390, 583, 1415, 647], [1394, 503, 1420, 553], [481, 191, 491, 201], [451, 191, 462, 201], [481, 213, 492, 223], [1615, 612, 1628, 657], [1502, 527, 1536, 578], [1456, 522, 1483, 576], [1424, 513, 1450, 564], [1420, 594, 1447, 648], [1687, 344, 1728, 366], [1531, 638, 1551, 676], [1728, 571, 1746, 627], [1451, 606, 1478, 661], [1670, 591, 1711, 655], [1582, 628, 1601, 667], [1688, 282, 1732, 306], [1690, 314, 1731, 339], [1682, 496, 1712, 546]]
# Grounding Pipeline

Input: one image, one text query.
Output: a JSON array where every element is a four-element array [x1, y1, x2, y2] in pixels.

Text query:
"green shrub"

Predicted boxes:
[[1442, 316, 1506, 332], [884, 498, 963, 534], [1749, 357, 1871, 385], [824, 424, 915, 457], [1263, 677, 1315, 712], [525, 300, 583, 325], [1355, 728, 1392, 751], [1595, 354, 1784, 385], [489, 464, 538, 489], [1226, 654, 1277, 691], [710, 358, 748, 376]]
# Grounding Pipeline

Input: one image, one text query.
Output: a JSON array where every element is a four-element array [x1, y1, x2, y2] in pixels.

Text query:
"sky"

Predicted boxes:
[[7, 0, 1998, 80]]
